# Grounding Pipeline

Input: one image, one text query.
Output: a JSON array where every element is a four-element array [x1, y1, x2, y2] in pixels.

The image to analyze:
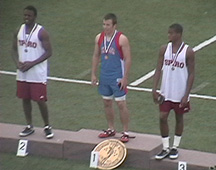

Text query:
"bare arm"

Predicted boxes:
[[91, 34, 101, 86], [119, 34, 132, 90], [152, 45, 166, 103], [180, 47, 195, 107], [11, 28, 21, 69], [21, 28, 52, 72]]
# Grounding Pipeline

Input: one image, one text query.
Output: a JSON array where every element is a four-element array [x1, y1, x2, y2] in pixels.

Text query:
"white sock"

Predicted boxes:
[[123, 131, 129, 135], [162, 136, 170, 150], [173, 135, 182, 148], [108, 128, 114, 131]]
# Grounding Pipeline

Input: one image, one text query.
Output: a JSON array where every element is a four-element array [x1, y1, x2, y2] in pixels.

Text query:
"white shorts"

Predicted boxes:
[[102, 95, 126, 101]]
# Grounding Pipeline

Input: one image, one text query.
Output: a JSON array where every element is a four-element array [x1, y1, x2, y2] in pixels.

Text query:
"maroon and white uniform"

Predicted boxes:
[[17, 23, 47, 83], [160, 42, 189, 102]]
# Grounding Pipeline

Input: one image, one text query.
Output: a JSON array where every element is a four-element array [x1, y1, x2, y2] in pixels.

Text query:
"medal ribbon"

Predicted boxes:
[[104, 30, 117, 54], [23, 23, 38, 49], [171, 42, 184, 66]]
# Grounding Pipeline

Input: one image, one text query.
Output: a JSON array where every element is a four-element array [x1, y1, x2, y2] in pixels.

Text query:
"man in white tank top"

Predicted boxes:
[[152, 24, 195, 159], [12, 5, 54, 139]]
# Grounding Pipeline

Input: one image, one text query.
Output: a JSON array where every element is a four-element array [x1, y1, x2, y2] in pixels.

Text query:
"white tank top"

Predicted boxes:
[[17, 23, 47, 83], [160, 42, 189, 102]]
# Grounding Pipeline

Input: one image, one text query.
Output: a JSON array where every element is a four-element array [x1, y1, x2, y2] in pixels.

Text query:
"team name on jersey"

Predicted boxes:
[[164, 59, 185, 68], [101, 47, 116, 55], [18, 40, 37, 48]]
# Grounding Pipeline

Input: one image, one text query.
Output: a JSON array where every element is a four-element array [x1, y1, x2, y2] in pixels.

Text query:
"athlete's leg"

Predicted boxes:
[[169, 112, 184, 159], [175, 113, 184, 136], [159, 111, 170, 151], [172, 103, 188, 148], [37, 100, 54, 139], [30, 83, 50, 126], [159, 111, 170, 137], [174, 102, 189, 136], [22, 99, 32, 125], [17, 81, 32, 125], [116, 100, 129, 132], [155, 111, 170, 159], [37, 101, 49, 126], [103, 99, 115, 130]]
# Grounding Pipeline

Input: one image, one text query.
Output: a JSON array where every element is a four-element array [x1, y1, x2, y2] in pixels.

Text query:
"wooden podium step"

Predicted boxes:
[[0, 123, 215, 170]]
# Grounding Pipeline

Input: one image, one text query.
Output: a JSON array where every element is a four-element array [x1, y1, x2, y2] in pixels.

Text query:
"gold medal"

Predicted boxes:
[[93, 139, 127, 169], [105, 55, 109, 60]]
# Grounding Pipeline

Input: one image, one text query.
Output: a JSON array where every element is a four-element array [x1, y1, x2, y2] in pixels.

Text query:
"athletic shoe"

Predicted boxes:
[[44, 126, 54, 139], [120, 133, 129, 143], [19, 125, 34, 137], [155, 148, 170, 160], [98, 129, 116, 138], [169, 148, 179, 159]]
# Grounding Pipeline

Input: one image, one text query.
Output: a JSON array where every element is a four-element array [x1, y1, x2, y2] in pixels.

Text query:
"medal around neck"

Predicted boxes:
[[170, 42, 184, 71], [23, 23, 37, 53], [92, 139, 127, 169], [104, 30, 117, 54]]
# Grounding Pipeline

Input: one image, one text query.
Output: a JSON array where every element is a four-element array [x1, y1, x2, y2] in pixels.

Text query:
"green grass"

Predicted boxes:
[[1, 0, 216, 170], [0, 152, 144, 170]]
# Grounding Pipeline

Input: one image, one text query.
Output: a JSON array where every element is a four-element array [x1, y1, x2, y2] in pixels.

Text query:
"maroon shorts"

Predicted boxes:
[[159, 101, 190, 114], [17, 81, 47, 101]]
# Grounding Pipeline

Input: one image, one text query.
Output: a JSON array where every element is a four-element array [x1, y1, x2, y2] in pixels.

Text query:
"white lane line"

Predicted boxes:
[[0, 70, 17, 76], [191, 82, 209, 93], [48, 76, 91, 85], [0, 70, 91, 85], [75, 68, 91, 79], [129, 35, 216, 86], [1, 70, 216, 101], [193, 35, 216, 51], [129, 69, 155, 86]]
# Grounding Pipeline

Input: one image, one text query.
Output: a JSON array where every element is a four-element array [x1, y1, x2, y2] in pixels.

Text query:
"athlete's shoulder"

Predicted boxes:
[[119, 33, 127, 39], [96, 33, 102, 40], [186, 45, 195, 58], [119, 33, 129, 46], [38, 25, 50, 41], [186, 45, 193, 52], [14, 23, 25, 37], [96, 32, 105, 46], [159, 44, 168, 54], [17, 23, 25, 31]]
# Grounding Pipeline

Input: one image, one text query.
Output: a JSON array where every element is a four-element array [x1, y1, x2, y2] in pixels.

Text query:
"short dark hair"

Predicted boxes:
[[104, 13, 117, 25], [169, 23, 183, 34], [24, 5, 37, 16]]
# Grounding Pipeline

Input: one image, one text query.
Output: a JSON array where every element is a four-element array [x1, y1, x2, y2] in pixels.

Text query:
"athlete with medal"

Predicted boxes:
[[12, 5, 54, 139], [91, 13, 132, 143], [152, 23, 195, 159]]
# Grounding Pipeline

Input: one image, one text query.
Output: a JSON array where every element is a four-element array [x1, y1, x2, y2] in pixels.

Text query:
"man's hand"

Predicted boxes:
[[19, 61, 34, 72], [152, 90, 160, 104], [91, 75, 98, 86], [180, 95, 188, 108], [119, 77, 128, 90]]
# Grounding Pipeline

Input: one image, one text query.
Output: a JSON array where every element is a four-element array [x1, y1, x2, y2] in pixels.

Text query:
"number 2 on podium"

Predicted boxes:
[[178, 161, 187, 170]]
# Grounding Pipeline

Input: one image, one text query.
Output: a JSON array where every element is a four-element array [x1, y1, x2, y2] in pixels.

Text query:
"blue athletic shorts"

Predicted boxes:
[[98, 82, 127, 98]]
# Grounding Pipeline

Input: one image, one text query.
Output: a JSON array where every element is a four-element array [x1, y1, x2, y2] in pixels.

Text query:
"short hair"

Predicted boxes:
[[104, 13, 117, 25], [24, 5, 37, 16], [169, 23, 183, 34]]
